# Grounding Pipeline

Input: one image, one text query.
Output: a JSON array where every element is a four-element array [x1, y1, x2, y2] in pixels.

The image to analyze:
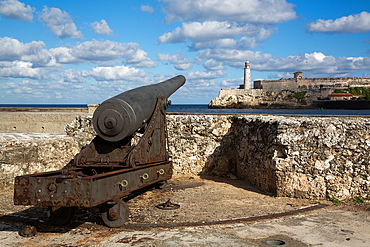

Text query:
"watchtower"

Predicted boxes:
[[244, 60, 251, 89]]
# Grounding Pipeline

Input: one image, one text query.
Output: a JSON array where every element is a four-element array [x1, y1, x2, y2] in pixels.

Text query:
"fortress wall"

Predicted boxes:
[[0, 112, 90, 133], [257, 77, 370, 92], [298, 78, 349, 89], [1, 114, 370, 201], [348, 77, 370, 85], [218, 89, 246, 98], [259, 79, 298, 92], [232, 116, 370, 200]]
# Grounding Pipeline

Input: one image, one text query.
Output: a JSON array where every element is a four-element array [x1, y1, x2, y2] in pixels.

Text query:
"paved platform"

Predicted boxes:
[[0, 177, 369, 246]]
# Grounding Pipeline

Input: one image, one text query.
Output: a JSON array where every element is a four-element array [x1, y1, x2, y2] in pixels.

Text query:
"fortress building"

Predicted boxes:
[[209, 60, 370, 108]]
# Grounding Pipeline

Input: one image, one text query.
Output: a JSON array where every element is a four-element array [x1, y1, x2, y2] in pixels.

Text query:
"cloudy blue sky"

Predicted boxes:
[[1, 0, 370, 104]]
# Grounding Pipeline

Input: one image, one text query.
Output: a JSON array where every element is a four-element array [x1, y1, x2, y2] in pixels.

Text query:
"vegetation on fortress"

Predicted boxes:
[[334, 87, 370, 100]]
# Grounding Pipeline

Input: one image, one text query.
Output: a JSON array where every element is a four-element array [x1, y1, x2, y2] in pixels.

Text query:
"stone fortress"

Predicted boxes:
[[209, 61, 370, 108]]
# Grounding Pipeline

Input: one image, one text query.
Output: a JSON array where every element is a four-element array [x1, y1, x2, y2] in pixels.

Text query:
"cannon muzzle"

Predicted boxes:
[[93, 75, 185, 142]]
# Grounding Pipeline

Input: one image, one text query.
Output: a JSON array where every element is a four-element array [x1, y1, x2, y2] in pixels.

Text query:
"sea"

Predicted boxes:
[[1, 104, 370, 116]]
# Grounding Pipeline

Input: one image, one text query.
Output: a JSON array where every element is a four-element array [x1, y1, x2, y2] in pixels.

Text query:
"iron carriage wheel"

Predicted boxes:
[[100, 199, 130, 228]]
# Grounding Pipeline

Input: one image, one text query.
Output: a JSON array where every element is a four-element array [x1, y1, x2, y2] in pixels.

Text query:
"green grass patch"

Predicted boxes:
[[294, 91, 306, 100], [228, 115, 241, 122], [354, 198, 365, 203], [331, 197, 341, 206], [226, 96, 233, 101], [334, 87, 370, 99]]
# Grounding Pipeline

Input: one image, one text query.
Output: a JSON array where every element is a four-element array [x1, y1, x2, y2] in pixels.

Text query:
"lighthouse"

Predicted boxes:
[[244, 60, 250, 90]]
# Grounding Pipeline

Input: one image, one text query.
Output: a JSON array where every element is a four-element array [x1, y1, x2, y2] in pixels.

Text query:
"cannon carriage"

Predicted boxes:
[[14, 75, 185, 230]]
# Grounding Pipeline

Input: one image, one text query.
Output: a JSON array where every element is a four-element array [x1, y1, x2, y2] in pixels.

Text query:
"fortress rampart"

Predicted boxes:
[[255, 77, 370, 91], [210, 76, 370, 108], [1, 114, 370, 201]]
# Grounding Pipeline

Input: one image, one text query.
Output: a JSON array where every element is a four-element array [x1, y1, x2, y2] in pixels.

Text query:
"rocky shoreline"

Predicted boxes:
[[208, 89, 317, 109]]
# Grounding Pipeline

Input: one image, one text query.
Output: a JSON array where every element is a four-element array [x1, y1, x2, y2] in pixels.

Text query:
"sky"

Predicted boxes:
[[1, 0, 370, 105]]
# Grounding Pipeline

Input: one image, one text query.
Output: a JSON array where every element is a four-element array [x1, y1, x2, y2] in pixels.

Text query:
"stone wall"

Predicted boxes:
[[210, 89, 264, 108], [259, 79, 299, 92], [257, 77, 370, 91], [0, 112, 90, 133], [232, 116, 370, 200], [0, 117, 95, 188], [1, 114, 370, 201], [168, 115, 370, 200]]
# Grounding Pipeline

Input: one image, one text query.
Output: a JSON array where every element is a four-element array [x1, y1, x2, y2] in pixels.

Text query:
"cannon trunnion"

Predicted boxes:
[[14, 76, 185, 230]]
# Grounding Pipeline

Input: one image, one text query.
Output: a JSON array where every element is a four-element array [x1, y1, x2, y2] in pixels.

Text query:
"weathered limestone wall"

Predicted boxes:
[[210, 89, 265, 108], [232, 116, 370, 200], [260, 79, 299, 92], [167, 115, 234, 176], [1, 114, 370, 201], [0, 112, 90, 133], [166, 115, 370, 200], [169, 115, 370, 200], [0, 117, 95, 188], [258, 77, 370, 91]]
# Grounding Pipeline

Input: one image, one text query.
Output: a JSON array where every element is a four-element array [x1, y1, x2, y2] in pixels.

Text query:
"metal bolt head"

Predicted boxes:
[[48, 183, 56, 192], [109, 212, 118, 220]]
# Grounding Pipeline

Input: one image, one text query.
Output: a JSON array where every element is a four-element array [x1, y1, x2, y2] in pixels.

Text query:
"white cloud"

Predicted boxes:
[[50, 40, 157, 67], [203, 59, 225, 70], [158, 21, 272, 43], [268, 72, 293, 79], [60, 69, 85, 83], [87, 65, 149, 81], [140, 4, 154, 14], [0, 79, 91, 102], [0, 37, 61, 75], [0, 37, 157, 82], [121, 44, 158, 68], [0, 0, 34, 21], [173, 78, 221, 102], [307, 11, 370, 34], [157, 51, 193, 70], [220, 77, 243, 88], [197, 49, 370, 77], [157, 0, 295, 51], [160, 0, 296, 25], [0, 61, 43, 79], [90, 19, 113, 36], [185, 70, 226, 80], [39, 6, 83, 40], [0, 37, 47, 61], [197, 48, 271, 68], [157, 21, 275, 49]]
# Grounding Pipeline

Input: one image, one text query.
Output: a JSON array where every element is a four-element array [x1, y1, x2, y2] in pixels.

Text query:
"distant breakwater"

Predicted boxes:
[[1, 114, 370, 201]]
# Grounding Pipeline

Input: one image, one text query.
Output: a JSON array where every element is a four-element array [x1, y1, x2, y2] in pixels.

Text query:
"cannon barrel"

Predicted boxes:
[[93, 75, 185, 142]]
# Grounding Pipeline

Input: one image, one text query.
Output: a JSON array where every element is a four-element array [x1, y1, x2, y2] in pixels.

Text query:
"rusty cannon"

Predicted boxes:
[[14, 75, 185, 231]]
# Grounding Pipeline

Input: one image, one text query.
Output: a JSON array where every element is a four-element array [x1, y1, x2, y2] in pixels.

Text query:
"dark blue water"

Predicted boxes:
[[0, 104, 87, 108], [1, 104, 370, 115], [167, 104, 370, 115]]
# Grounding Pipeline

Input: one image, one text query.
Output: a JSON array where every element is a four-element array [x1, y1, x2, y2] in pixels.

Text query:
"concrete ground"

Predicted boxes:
[[0, 176, 369, 247]]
